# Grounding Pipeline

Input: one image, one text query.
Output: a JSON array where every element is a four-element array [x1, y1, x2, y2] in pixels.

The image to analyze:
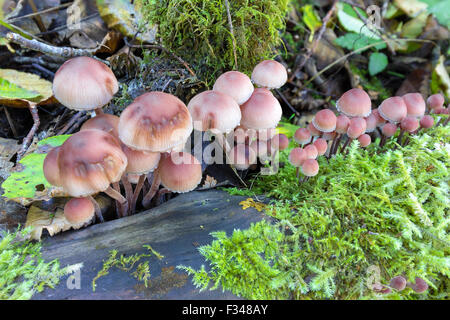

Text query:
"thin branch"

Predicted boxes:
[[7, 2, 73, 23]]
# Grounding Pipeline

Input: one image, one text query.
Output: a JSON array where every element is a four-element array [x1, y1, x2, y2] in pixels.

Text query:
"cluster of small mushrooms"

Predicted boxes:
[[43, 56, 290, 226], [373, 275, 429, 294], [288, 88, 448, 182]]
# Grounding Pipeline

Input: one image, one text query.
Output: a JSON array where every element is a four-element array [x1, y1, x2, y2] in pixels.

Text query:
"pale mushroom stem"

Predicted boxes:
[[142, 168, 161, 209], [104, 185, 128, 217], [215, 133, 248, 187], [88, 195, 104, 223], [112, 182, 122, 217], [157, 188, 172, 205], [131, 174, 146, 213]]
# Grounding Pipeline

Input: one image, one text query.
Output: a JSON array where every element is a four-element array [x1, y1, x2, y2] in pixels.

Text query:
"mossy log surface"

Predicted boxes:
[[34, 190, 269, 300]]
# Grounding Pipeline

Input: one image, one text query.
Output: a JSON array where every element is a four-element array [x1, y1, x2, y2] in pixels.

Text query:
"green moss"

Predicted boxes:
[[181, 123, 450, 299], [137, 0, 290, 85], [0, 227, 74, 300]]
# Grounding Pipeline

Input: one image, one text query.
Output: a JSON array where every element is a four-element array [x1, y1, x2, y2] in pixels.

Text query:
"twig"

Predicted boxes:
[[7, 2, 73, 23], [289, 0, 338, 82], [57, 111, 84, 135], [2, 106, 18, 138], [275, 88, 300, 117], [224, 0, 238, 69], [28, 0, 48, 35], [17, 103, 39, 161], [6, 32, 97, 58], [124, 38, 196, 77]]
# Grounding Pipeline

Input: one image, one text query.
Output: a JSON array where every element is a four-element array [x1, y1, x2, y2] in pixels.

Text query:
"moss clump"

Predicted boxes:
[[137, 0, 290, 84], [180, 124, 450, 299], [0, 228, 74, 300]]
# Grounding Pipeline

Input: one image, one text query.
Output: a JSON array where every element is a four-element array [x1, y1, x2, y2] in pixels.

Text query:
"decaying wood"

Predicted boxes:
[[35, 190, 270, 300]]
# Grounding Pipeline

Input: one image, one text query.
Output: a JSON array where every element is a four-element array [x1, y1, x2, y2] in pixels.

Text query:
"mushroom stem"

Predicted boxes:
[[87, 195, 104, 223], [396, 129, 405, 145], [340, 137, 352, 154], [130, 174, 146, 213], [157, 188, 172, 205], [329, 133, 341, 158], [122, 176, 134, 214], [216, 133, 248, 187], [112, 181, 122, 217], [104, 185, 128, 217], [142, 168, 161, 209], [94, 108, 104, 116]]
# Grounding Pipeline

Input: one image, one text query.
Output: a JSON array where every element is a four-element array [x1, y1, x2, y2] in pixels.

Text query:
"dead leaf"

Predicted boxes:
[[202, 175, 217, 189], [394, 0, 428, 17], [239, 198, 266, 212], [0, 137, 19, 179], [396, 67, 431, 97]]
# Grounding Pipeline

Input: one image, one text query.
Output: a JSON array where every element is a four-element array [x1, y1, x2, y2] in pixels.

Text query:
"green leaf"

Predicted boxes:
[[334, 33, 387, 52], [369, 52, 388, 76], [337, 2, 380, 39], [301, 5, 322, 42], [37, 134, 72, 148], [425, 0, 450, 28], [0, 78, 40, 100]]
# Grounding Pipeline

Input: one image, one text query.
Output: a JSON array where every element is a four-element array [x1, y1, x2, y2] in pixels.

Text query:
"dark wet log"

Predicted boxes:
[[34, 190, 270, 300]]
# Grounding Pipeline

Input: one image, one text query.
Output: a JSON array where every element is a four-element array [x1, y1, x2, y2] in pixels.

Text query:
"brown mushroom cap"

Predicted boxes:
[[403, 93, 426, 118], [119, 92, 193, 152], [240, 88, 282, 129], [336, 88, 372, 118], [289, 147, 307, 167], [301, 159, 319, 177], [335, 114, 351, 134], [64, 197, 95, 224], [213, 71, 254, 105], [271, 133, 289, 151], [52, 56, 118, 111], [57, 129, 127, 197], [158, 152, 202, 193], [312, 109, 337, 133], [381, 123, 398, 137], [228, 144, 257, 170], [121, 144, 161, 174], [187, 90, 241, 133], [80, 113, 120, 138], [43, 146, 62, 186], [347, 117, 367, 139], [378, 97, 407, 123], [357, 134, 371, 147], [251, 60, 287, 89], [313, 138, 328, 155], [294, 128, 311, 145]]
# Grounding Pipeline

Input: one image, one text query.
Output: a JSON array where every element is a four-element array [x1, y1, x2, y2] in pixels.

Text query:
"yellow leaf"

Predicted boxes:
[[239, 198, 266, 212]]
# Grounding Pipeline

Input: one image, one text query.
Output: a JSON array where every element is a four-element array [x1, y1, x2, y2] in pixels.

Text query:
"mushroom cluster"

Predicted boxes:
[[187, 60, 289, 172], [285, 88, 447, 182]]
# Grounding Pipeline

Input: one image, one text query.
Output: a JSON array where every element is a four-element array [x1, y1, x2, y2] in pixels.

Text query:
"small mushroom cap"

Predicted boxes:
[[378, 96, 407, 123], [382, 122, 398, 137], [271, 133, 289, 151], [80, 113, 120, 138], [408, 277, 428, 293], [188, 90, 241, 133], [347, 117, 367, 139], [432, 106, 447, 114], [372, 108, 386, 126], [307, 122, 321, 137], [335, 114, 351, 134], [301, 159, 319, 177], [158, 152, 202, 193], [427, 93, 444, 110], [420, 115, 434, 129], [233, 125, 257, 144], [304, 144, 318, 159], [400, 116, 419, 133], [251, 60, 287, 89], [250, 140, 272, 158], [403, 93, 426, 118], [240, 88, 282, 129], [53, 56, 118, 111], [43, 146, 62, 186], [312, 109, 337, 133], [57, 129, 127, 197], [364, 113, 377, 133], [213, 71, 254, 105], [119, 92, 193, 152], [64, 197, 95, 224], [228, 144, 257, 170], [357, 134, 371, 147], [336, 88, 372, 118], [122, 145, 161, 174], [294, 127, 311, 145], [289, 147, 307, 167], [313, 138, 328, 155], [389, 276, 407, 291]]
